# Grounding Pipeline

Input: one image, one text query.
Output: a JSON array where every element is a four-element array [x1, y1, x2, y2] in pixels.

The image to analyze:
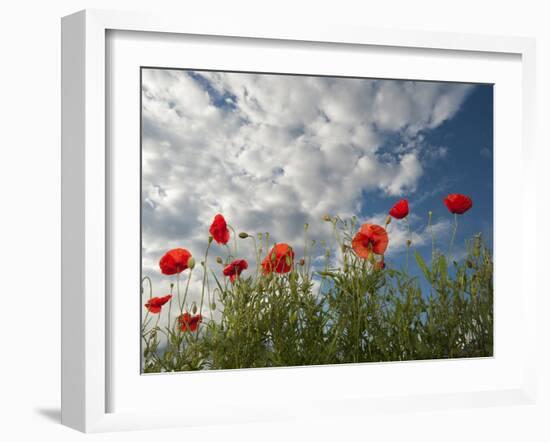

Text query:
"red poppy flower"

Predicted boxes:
[[209, 214, 230, 245], [443, 194, 473, 215], [261, 243, 295, 274], [178, 312, 203, 332], [144, 295, 172, 314], [159, 248, 192, 275], [352, 223, 389, 259], [389, 199, 409, 219], [223, 259, 248, 282]]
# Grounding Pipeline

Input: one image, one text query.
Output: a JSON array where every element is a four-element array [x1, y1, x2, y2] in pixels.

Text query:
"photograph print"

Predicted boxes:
[[141, 68, 493, 373]]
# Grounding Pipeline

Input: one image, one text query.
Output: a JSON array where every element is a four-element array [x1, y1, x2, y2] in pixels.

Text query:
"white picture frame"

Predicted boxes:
[[61, 9, 537, 433]]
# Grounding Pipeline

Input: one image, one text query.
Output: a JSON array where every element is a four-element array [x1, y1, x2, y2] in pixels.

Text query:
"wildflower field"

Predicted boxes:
[[141, 194, 493, 373]]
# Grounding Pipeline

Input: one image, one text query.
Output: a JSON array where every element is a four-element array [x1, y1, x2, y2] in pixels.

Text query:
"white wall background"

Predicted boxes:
[[0, 1, 548, 440]]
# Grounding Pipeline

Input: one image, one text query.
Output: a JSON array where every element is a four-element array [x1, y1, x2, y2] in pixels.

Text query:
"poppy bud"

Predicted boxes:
[[385, 215, 392, 226], [191, 303, 198, 315], [239, 232, 249, 239], [299, 258, 305, 266], [216, 256, 223, 264], [325, 249, 331, 258], [170, 282, 174, 289], [290, 311, 298, 324], [406, 239, 412, 247], [200, 261, 205, 267], [304, 223, 309, 232], [466, 260, 473, 268], [323, 214, 331, 222], [187, 257, 196, 269], [210, 302, 216, 311], [208, 235, 214, 244], [258, 233, 263, 241]]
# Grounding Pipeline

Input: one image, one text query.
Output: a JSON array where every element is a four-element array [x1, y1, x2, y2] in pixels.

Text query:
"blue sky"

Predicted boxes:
[[362, 84, 493, 272], [141, 68, 493, 311]]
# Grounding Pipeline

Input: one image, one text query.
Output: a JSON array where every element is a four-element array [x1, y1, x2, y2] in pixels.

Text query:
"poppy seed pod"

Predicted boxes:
[[191, 303, 198, 315], [239, 232, 249, 239]]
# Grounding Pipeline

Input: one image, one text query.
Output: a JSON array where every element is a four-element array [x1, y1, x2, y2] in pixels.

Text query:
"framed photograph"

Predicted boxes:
[[61, 9, 537, 432]]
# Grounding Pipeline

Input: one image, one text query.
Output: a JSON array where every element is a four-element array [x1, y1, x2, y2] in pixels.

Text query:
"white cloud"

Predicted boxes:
[[140, 69, 473, 322]]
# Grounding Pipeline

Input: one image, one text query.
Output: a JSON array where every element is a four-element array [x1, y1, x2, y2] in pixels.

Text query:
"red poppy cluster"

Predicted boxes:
[[223, 259, 249, 282], [351, 193, 472, 263], [147, 194, 472, 321], [177, 312, 203, 332], [262, 243, 295, 275]]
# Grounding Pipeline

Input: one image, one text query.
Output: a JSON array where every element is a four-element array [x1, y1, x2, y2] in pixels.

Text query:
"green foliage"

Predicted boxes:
[[142, 228, 493, 373]]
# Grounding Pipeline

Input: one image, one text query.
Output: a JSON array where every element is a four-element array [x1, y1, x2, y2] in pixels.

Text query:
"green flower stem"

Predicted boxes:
[[176, 272, 181, 314], [180, 269, 193, 314], [167, 283, 173, 343], [142, 276, 153, 299], [405, 216, 411, 274], [428, 211, 435, 263], [141, 277, 152, 334], [251, 235, 260, 276], [449, 213, 458, 257], [228, 225, 238, 256], [199, 241, 212, 318]]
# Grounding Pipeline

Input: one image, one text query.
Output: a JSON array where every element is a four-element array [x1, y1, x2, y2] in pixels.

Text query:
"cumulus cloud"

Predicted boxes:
[[140, 69, 473, 321]]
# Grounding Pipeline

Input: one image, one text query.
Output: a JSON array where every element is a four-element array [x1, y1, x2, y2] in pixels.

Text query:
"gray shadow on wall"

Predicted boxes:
[[34, 407, 61, 423]]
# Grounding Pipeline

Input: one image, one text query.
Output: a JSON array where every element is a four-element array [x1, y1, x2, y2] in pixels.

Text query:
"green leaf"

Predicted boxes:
[[438, 255, 448, 281], [414, 251, 432, 283], [210, 270, 224, 292]]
